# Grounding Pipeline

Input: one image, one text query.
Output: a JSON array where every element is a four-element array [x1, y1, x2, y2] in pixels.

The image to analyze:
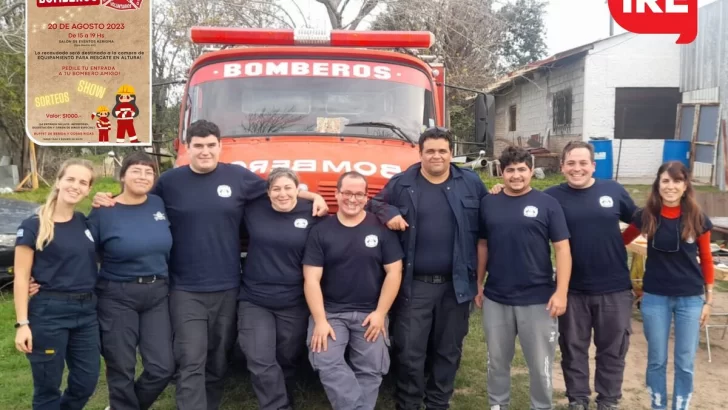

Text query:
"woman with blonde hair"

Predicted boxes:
[[13, 158, 100, 410], [622, 161, 714, 410]]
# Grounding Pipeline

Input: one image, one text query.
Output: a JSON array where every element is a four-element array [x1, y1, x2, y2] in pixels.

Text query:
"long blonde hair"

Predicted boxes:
[[36, 159, 95, 251]]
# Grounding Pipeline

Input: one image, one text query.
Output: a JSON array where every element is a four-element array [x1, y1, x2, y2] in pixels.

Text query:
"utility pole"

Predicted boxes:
[[607, 0, 614, 36]]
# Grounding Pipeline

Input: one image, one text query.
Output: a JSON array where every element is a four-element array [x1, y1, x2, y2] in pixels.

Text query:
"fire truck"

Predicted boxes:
[[172, 27, 492, 209]]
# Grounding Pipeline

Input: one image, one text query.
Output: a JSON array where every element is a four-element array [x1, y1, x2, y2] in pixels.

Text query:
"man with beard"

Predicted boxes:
[[366, 127, 488, 410], [476, 145, 572, 410], [302, 171, 403, 410]]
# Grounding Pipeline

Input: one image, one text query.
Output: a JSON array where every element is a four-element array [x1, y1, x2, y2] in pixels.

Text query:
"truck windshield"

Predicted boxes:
[[187, 59, 435, 142]]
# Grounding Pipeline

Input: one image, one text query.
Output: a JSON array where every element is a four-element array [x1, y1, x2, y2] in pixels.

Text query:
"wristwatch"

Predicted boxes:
[[14, 320, 29, 328]]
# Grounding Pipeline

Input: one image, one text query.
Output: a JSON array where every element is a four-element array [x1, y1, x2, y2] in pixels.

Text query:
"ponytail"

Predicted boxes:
[[34, 158, 95, 251], [35, 187, 59, 251]]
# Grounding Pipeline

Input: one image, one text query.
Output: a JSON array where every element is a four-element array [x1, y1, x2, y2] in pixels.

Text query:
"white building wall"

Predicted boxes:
[[583, 33, 681, 178], [493, 59, 585, 157]]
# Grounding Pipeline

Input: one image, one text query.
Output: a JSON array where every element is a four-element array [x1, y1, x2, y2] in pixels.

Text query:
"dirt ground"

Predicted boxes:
[[552, 291, 728, 410]]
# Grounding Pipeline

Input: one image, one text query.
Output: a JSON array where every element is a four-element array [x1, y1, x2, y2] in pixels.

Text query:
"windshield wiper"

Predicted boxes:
[[345, 121, 412, 143]]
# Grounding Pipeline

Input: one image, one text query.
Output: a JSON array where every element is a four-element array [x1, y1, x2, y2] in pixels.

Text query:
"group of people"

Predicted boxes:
[[12, 120, 714, 410]]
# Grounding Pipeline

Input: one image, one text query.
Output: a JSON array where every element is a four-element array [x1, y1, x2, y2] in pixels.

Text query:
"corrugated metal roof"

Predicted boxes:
[[484, 33, 630, 93]]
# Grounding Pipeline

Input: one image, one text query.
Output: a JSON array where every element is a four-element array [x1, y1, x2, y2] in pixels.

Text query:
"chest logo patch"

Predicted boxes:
[[599, 196, 614, 208], [686, 236, 695, 244], [365, 234, 379, 248], [84, 229, 94, 243], [153, 211, 166, 221], [523, 206, 539, 218], [16, 228, 23, 238], [217, 185, 232, 198], [294, 218, 308, 229]]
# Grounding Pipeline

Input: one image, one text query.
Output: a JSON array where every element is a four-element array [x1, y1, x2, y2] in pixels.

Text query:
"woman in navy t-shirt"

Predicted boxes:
[[86, 151, 175, 410], [237, 167, 325, 410], [13, 158, 100, 410], [623, 161, 714, 410]]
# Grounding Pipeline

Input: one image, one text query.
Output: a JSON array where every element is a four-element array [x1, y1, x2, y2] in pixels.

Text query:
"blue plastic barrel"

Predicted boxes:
[[589, 139, 613, 179], [662, 140, 691, 167]]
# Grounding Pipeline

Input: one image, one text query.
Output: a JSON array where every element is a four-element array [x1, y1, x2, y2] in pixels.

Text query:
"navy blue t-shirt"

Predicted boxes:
[[544, 180, 637, 294], [302, 212, 404, 313], [413, 173, 456, 276], [152, 163, 267, 292], [15, 212, 98, 293], [87, 194, 172, 282], [632, 209, 712, 297], [479, 189, 570, 306], [239, 197, 324, 309]]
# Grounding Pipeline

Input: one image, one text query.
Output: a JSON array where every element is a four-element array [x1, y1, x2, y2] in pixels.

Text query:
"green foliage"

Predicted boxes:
[[496, 0, 549, 74], [0, 177, 120, 215]]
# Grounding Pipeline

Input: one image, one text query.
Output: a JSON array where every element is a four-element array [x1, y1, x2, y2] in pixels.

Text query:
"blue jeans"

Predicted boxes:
[[640, 292, 704, 410]]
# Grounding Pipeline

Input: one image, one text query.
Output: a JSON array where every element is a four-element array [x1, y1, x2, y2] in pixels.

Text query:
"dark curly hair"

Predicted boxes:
[[499, 146, 532, 173]]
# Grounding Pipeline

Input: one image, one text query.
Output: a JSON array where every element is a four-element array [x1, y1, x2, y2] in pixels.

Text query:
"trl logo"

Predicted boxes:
[[608, 0, 698, 44]]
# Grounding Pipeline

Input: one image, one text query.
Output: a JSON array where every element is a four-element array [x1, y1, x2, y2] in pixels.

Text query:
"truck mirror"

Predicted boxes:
[[474, 94, 488, 143]]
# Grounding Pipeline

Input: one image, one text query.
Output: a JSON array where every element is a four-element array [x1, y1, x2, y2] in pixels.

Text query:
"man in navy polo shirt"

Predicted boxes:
[[302, 171, 403, 410], [93, 120, 329, 410], [366, 127, 488, 410], [477, 146, 572, 410]]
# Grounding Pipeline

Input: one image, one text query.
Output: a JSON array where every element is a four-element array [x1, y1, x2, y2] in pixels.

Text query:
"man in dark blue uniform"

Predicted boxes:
[[477, 146, 572, 410], [367, 127, 488, 410], [93, 120, 329, 410], [303, 171, 404, 410]]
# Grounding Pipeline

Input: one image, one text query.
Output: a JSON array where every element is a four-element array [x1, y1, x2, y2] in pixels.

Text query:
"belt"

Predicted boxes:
[[413, 275, 452, 284], [133, 275, 162, 284], [39, 291, 94, 300]]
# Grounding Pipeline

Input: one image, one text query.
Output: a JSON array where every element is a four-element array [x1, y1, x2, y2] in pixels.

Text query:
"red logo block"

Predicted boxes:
[[608, 0, 698, 44]]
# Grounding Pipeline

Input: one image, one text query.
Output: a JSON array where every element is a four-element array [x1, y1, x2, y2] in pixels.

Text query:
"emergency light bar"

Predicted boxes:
[[189, 27, 435, 49]]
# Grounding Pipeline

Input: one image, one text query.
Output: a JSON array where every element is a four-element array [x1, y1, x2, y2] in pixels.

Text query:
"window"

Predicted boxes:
[[509, 105, 517, 131], [552, 88, 572, 133], [614, 87, 681, 139]]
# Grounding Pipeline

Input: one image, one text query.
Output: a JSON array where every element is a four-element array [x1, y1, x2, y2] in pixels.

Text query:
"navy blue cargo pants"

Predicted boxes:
[[96, 277, 175, 410], [26, 291, 100, 410], [237, 301, 309, 410]]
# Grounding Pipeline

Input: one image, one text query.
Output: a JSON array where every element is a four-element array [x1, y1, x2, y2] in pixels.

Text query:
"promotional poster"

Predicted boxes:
[[25, 0, 151, 145]]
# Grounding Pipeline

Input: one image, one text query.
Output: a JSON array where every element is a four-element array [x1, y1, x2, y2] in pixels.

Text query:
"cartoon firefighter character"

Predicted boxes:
[[112, 84, 140, 143], [91, 105, 112, 142]]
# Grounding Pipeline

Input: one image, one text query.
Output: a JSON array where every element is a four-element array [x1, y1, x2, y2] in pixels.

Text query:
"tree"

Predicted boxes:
[[496, 0, 548, 74], [371, 0, 504, 148]]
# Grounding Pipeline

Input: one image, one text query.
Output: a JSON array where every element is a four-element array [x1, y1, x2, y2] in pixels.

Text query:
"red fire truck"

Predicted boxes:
[[173, 27, 491, 209]]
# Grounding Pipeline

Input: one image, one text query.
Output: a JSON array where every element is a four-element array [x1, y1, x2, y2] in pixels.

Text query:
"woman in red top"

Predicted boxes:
[[622, 161, 713, 410]]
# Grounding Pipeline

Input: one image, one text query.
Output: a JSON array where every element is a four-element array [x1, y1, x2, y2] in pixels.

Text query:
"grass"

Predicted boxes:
[[0, 170, 725, 409], [0, 293, 574, 410]]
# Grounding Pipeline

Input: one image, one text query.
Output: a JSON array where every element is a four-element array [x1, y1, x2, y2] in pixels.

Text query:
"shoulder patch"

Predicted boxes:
[[84, 229, 94, 242], [16, 228, 23, 238]]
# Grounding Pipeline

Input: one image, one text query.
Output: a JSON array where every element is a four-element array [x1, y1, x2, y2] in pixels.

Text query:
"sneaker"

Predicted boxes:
[[568, 403, 588, 410]]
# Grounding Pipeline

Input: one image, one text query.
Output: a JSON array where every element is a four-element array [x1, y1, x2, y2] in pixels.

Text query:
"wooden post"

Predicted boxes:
[[29, 141, 38, 190]]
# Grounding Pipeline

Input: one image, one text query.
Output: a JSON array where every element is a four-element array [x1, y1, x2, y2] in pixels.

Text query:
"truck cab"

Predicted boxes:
[[173, 27, 488, 209]]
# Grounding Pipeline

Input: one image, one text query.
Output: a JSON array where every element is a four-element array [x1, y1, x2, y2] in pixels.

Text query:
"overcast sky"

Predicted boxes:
[[282, 0, 719, 55]]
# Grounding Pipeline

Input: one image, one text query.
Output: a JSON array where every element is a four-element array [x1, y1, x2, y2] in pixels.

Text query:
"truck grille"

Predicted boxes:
[[317, 181, 384, 213]]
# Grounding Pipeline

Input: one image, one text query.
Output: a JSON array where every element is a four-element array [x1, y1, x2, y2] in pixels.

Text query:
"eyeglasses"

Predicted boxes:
[[651, 218, 681, 253], [339, 191, 367, 201]]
